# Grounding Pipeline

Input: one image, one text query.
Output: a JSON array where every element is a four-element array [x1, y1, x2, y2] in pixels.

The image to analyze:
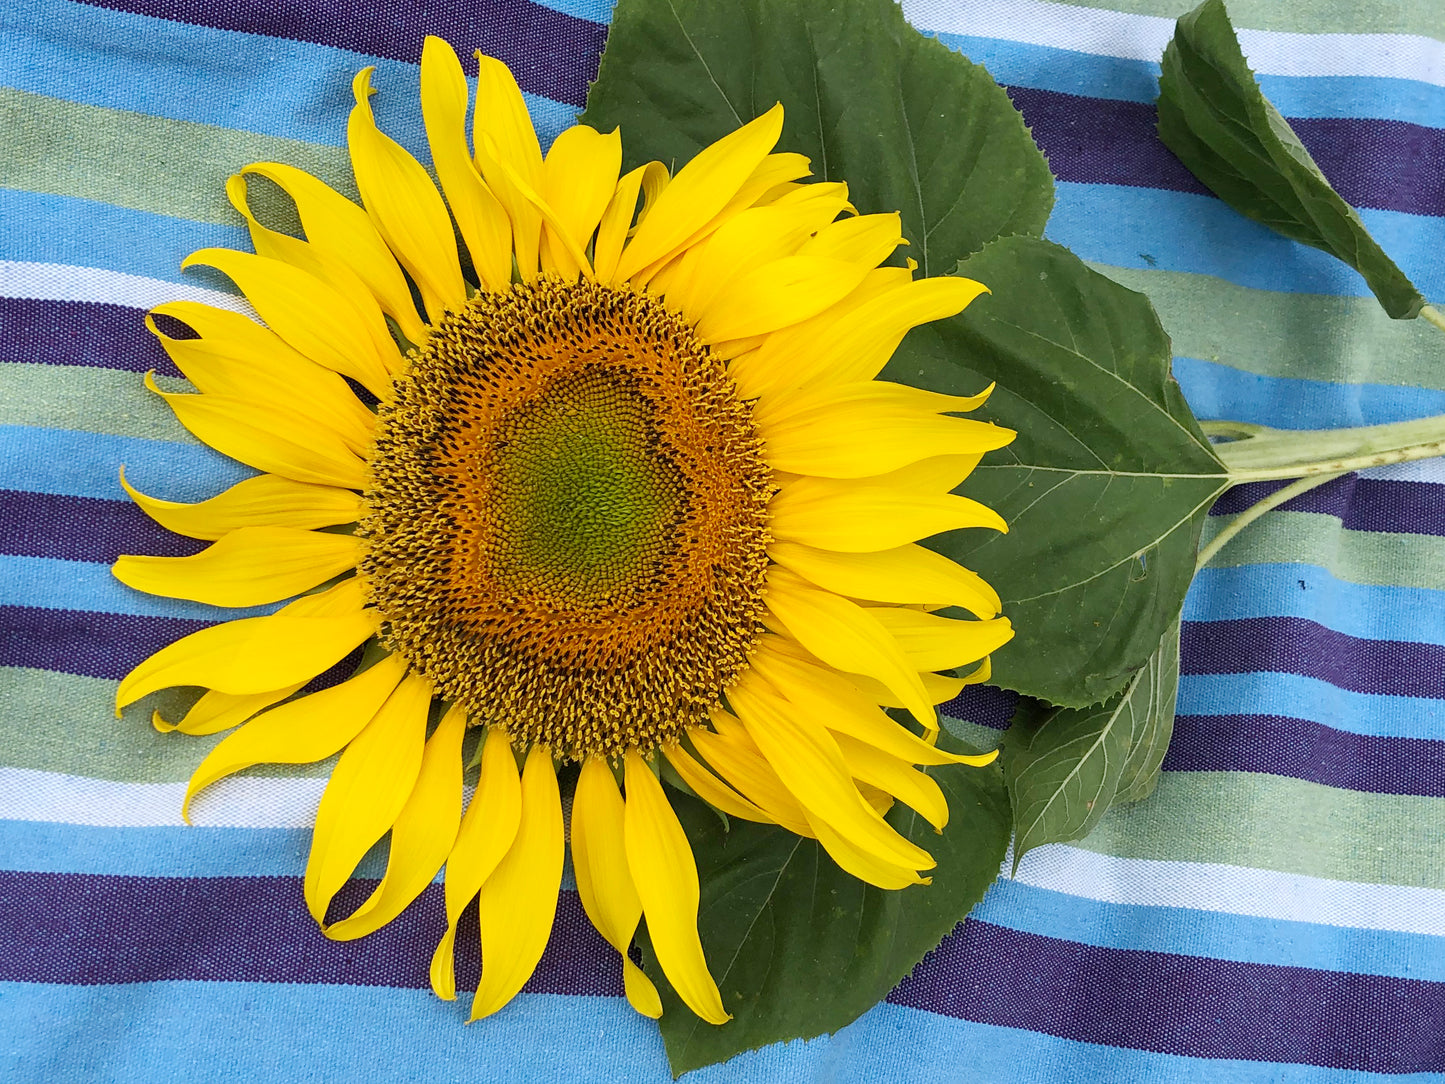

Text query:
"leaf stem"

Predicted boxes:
[[1210, 413, 1445, 482], [1196, 470, 1349, 571], [1421, 304, 1445, 335]]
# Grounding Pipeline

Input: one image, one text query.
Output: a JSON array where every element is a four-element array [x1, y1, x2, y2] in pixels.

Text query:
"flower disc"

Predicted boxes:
[[360, 278, 773, 760]]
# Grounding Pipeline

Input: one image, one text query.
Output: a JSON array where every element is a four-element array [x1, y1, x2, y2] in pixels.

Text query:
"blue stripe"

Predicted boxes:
[[1186, 563, 1445, 646], [1047, 183, 1445, 302], [973, 877, 1445, 984], [1, 0, 574, 157], [0, 426, 251, 501], [0, 555, 280, 620], [0, 821, 318, 878], [0, 982, 1411, 1084], [934, 31, 1445, 128], [1178, 672, 1445, 741], [1174, 354, 1445, 425]]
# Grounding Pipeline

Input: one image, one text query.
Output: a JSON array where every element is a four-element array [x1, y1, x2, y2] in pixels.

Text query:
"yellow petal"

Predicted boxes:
[[238, 162, 427, 345], [472, 52, 545, 280], [615, 104, 784, 282], [349, 67, 466, 318], [116, 578, 379, 711], [832, 732, 949, 831], [145, 373, 367, 490], [690, 719, 816, 838], [866, 453, 986, 495], [181, 248, 393, 397], [119, 470, 360, 542], [475, 132, 595, 278], [180, 651, 406, 820], [768, 475, 1007, 552], [152, 682, 305, 736], [594, 164, 650, 285], [660, 742, 775, 825], [846, 658, 994, 718], [767, 540, 1000, 618], [760, 408, 1014, 480], [304, 670, 433, 924], [471, 744, 564, 1020], [623, 750, 730, 1025], [869, 609, 1016, 672], [326, 701, 466, 940], [762, 566, 932, 724], [420, 37, 513, 294], [430, 726, 521, 1001], [225, 172, 403, 371], [752, 378, 995, 431], [694, 255, 870, 343], [542, 124, 622, 278], [114, 527, 360, 607], [572, 757, 661, 1019], [148, 302, 377, 454], [727, 677, 935, 873], [810, 817, 929, 889], [798, 212, 904, 267]]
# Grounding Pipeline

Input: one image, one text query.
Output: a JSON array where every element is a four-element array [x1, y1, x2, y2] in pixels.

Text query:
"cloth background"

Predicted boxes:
[[2, 0, 1443, 1079]]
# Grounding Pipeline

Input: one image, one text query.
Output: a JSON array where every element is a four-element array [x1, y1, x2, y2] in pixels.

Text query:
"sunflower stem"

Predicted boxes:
[[1208, 413, 1445, 482], [1196, 470, 1350, 571], [1421, 304, 1445, 335]]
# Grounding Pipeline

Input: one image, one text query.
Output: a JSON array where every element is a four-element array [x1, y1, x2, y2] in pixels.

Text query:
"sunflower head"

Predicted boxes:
[[112, 35, 1015, 1028]]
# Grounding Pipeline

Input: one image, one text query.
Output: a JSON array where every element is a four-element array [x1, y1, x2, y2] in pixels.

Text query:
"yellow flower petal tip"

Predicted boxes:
[[114, 43, 1017, 1030]]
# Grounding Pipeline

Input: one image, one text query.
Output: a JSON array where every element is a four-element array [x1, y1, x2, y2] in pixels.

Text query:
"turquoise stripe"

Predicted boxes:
[[0, 983, 1409, 1084], [1173, 354, 1445, 429], [1186, 563, 1445, 646], [1178, 672, 1445, 740], [0, 556, 281, 621], [0, 425, 251, 501], [1, 0, 574, 158], [936, 31, 1445, 127], [1044, 182, 1445, 302], [11, 817, 1442, 984]]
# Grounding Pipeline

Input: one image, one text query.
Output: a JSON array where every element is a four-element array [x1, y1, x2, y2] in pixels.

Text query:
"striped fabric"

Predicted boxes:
[[2, 0, 1443, 1078]]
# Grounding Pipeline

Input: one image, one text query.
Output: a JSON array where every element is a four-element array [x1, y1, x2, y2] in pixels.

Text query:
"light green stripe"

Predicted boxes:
[[0, 364, 194, 442], [1095, 264, 1445, 390], [1054, 0, 1444, 37], [1074, 769, 1445, 890], [0, 667, 329, 783], [0, 86, 353, 226], [1199, 510, 1445, 590]]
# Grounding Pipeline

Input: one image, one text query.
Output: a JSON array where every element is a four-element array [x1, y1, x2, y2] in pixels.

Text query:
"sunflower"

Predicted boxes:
[[112, 36, 1016, 1025]]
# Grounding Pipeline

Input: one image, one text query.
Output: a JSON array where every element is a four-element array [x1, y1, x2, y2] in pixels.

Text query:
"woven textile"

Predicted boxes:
[[2, 0, 1444, 1079]]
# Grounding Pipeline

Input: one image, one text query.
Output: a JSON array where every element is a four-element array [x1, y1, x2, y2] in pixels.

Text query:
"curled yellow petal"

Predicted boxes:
[[767, 540, 1000, 618], [623, 750, 730, 1025], [350, 67, 466, 318], [472, 51, 545, 280], [304, 671, 433, 924], [832, 732, 949, 831], [430, 726, 521, 1001], [660, 742, 774, 825], [694, 255, 869, 343], [573, 757, 661, 1019], [691, 719, 816, 838], [869, 608, 1016, 672], [114, 527, 360, 608], [471, 744, 563, 1020], [326, 701, 466, 940], [119, 470, 360, 542], [542, 124, 622, 278], [180, 651, 407, 821], [116, 578, 379, 711], [768, 475, 1008, 553]]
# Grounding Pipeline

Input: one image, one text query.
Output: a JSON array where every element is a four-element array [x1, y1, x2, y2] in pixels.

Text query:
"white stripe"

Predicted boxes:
[[903, 0, 1445, 88], [1012, 842, 1445, 938], [0, 260, 255, 316]]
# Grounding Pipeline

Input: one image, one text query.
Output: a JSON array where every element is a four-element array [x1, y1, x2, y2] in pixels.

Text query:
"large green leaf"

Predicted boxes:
[[889, 236, 1228, 707], [582, 0, 1054, 271], [644, 747, 1010, 1076], [1157, 0, 1425, 319], [1003, 617, 1181, 871]]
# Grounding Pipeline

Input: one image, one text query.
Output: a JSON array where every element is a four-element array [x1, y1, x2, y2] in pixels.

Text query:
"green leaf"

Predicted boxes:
[[645, 744, 1010, 1076], [888, 235, 1229, 707], [1003, 616, 1181, 871], [1157, 0, 1425, 319], [582, 0, 1054, 271]]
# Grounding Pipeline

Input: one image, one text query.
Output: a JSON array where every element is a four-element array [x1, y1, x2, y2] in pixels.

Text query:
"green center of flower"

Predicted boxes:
[[490, 368, 684, 604]]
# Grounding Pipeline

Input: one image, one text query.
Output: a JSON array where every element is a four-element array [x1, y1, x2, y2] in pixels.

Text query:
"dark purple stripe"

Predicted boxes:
[[74, 0, 605, 106], [8, 870, 1443, 1072], [891, 919, 1445, 1073], [0, 297, 178, 377], [0, 605, 208, 679], [1, 490, 203, 562], [939, 683, 1018, 731], [1165, 712, 1445, 797], [1007, 86, 1445, 218], [1181, 616, 1445, 699], [0, 871, 617, 996], [1211, 475, 1445, 537]]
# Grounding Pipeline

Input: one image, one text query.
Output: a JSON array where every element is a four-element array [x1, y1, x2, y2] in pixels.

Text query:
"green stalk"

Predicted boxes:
[[1196, 470, 1347, 570], [1204, 413, 1445, 482], [1421, 304, 1445, 335]]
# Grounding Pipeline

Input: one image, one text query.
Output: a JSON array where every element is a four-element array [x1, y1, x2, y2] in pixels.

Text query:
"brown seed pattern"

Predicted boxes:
[[358, 278, 773, 761]]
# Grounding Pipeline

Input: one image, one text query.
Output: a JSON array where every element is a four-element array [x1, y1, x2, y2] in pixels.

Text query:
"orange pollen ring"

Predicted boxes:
[[357, 277, 773, 761]]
